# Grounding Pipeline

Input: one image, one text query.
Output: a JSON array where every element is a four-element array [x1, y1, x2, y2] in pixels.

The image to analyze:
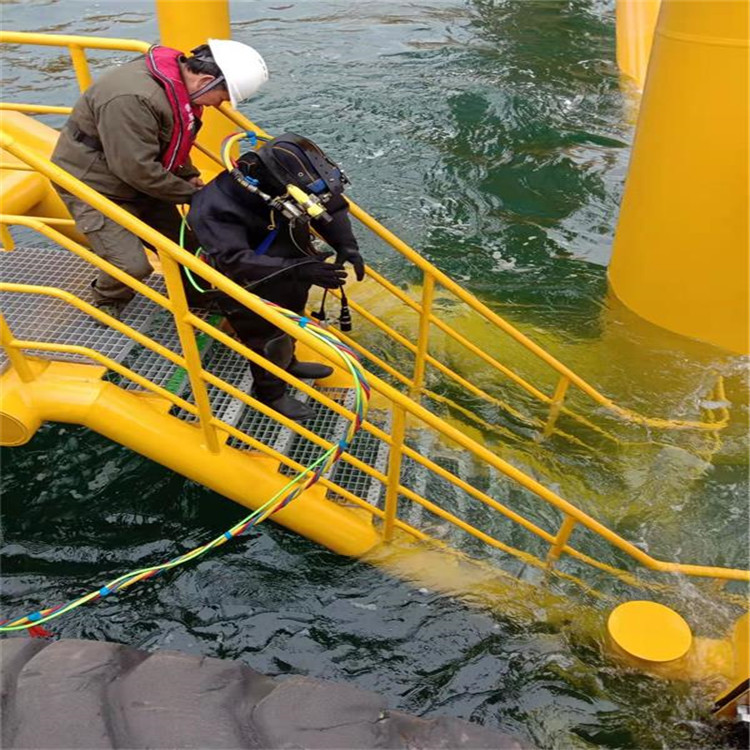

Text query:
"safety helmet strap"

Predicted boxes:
[[188, 73, 226, 101]]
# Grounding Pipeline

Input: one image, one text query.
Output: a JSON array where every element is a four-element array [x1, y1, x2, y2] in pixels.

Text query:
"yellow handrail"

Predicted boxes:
[[0, 30, 726, 439], [0, 132, 746, 586], [217, 104, 727, 433], [0, 103, 72, 115], [0, 294, 669, 599], [0, 32, 750, 596], [0, 32, 150, 95]]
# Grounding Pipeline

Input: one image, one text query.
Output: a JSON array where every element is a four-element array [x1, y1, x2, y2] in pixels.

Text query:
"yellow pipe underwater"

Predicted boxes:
[[713, 613, 750, 718], [610, 0, 750, 354]]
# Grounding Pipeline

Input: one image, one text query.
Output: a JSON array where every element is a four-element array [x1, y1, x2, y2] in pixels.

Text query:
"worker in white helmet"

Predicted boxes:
[[51, 40, 268, 319]]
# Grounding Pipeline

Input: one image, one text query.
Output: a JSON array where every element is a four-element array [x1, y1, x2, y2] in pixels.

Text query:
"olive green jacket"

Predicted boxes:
[[51, 56, 200, 204]]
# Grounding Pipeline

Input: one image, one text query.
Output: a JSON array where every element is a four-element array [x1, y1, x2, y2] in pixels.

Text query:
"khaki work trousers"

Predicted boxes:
[[57, 189, 199, 304]]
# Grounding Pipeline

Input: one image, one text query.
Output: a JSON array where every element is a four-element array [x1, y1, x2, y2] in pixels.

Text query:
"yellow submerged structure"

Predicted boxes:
[[612, 0, 750, 354], [1, 0, 748, 721]]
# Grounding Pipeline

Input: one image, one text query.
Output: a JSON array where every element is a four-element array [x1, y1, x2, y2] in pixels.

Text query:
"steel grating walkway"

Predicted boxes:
[[1, 244, 394, 511], [0, 245, 166, 372]]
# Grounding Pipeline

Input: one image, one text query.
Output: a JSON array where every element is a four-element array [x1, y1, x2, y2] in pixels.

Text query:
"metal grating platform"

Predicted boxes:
[[227, 397, 292, 453], [0, 245, 165, 372], [121, 311, 222, 402], [168, 338, 256, 425], [278, 388, 391, 507], [284, 387, 355, 468], [201, 341, 256, 426], [326, 404, 391, 507]]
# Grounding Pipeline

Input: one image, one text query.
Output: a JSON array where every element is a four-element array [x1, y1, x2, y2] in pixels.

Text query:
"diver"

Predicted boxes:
[[187, 132, 365, 422]]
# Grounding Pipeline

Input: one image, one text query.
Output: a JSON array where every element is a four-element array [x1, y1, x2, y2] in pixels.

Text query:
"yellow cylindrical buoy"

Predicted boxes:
[[609, 0, 750, 355], [607, 600, 693, 664]]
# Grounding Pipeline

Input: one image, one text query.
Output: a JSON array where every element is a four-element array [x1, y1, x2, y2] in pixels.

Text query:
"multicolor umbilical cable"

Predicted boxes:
[[0, 304, 369, 634]]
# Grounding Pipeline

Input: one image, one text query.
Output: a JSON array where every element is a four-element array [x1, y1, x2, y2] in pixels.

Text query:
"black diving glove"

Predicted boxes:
[[294, 260, 348, 289], [335, 245, 365, 281]]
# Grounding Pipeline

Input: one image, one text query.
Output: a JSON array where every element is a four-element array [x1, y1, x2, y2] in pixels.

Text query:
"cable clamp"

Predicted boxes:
[[99, 587, 111, 598], [298, 316, 309, 328], [27, 611, 42, 622]]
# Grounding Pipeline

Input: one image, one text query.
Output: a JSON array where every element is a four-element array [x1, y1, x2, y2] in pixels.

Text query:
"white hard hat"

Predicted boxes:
[[207, 39, 268, 108]]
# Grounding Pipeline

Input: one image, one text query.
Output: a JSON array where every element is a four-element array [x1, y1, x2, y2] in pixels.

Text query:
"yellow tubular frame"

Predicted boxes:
[[0, 32, 745, 590], [0, 30, 725, 434], [0, 131, 747, 587]]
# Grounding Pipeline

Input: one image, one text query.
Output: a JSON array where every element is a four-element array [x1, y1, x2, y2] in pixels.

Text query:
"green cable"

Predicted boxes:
[[179, 214, 209, 294], [164, 314, 221, 395]]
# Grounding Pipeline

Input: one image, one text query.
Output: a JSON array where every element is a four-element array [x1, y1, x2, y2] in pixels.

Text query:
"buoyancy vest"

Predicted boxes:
[[145, 45, 203, 172]]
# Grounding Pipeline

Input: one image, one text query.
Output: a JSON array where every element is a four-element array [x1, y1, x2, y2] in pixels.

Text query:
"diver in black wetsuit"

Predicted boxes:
[[187, 133, 364, 422]]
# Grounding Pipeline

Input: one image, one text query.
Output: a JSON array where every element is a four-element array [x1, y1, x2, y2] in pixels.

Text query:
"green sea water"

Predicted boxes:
[[1, 2, 748, 748]]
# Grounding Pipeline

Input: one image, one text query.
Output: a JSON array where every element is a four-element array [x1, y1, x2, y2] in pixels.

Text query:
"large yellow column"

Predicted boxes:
[[155, 0, 233, 175], [609, 0, 749, 355]]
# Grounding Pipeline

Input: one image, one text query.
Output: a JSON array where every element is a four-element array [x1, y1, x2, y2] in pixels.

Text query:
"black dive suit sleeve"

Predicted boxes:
[[312, 194, 359, 253], [187, 176, 297, 283]]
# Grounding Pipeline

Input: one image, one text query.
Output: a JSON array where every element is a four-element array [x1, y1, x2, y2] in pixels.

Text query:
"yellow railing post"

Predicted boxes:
[[68, 44, 92, 92], [1, 224, 14, 250], [0, 314, 35, 382], [547, 514, 577, 568], [709, 375, 730, 426], [542, 375, 570, 439], [157, 251, 221, 453], [412, 272, 435, 395], [383, 404, 406, 541]]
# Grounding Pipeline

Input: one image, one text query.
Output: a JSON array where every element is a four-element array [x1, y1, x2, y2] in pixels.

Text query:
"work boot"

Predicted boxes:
[[266, 394, 315, 422], [93, 299, 127, 326], [287, 360, 334, 380]]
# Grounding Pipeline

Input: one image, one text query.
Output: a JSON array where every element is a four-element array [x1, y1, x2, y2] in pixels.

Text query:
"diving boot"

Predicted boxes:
[[266, 394, 315, 422], [287, 360, 334, 380]]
